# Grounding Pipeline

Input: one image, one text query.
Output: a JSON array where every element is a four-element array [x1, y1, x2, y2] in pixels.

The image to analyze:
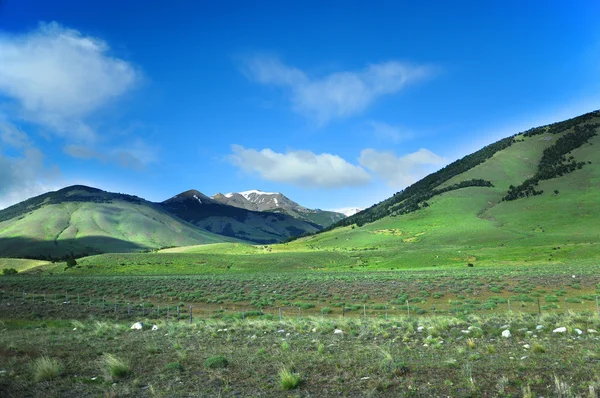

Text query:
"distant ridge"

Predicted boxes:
[[212, 189, 345, 227]]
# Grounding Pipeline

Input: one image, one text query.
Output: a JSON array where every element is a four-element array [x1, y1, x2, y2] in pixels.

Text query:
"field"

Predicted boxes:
[[1, 311, 600, 397], [2, 119, 600, 396]]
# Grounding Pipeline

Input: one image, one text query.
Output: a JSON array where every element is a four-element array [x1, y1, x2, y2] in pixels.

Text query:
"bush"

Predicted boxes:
[[203, 355, 228, 369], [32, 356, 61, 382], [2, 268, 18, 276]]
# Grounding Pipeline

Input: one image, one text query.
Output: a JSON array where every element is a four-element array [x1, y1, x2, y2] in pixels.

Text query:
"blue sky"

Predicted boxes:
[[1, 1, 599, 211]]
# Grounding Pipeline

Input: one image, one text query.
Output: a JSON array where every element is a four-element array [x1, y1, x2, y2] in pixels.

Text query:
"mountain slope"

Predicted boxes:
[[161, 190, 322, 244], [281, 110, 600, 268], [212, 190, 345, 227], [0, 186, 232, 258]]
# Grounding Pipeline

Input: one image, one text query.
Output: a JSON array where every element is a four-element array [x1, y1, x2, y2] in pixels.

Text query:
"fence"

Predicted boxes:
[[1, 290, 599, 322]]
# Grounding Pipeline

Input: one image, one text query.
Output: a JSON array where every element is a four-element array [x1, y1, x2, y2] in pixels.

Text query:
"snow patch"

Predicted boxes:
[[193, 195, 202, 204], [331, 207, 363, 217], [239, 190, 279, 200]]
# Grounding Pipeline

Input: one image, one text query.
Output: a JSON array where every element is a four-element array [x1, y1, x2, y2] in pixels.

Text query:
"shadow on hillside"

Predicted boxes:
[[0, 236, 149, 260]]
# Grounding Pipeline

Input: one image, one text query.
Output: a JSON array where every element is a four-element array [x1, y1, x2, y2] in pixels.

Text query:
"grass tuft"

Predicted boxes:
[[203, 355, 228, 369], [32, 356, 61, 382], [279, 367, 301, 390], [101, 353, 130, 380]]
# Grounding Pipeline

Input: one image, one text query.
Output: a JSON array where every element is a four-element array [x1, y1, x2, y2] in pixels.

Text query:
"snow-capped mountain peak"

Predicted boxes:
[[332, 207, 363, 217]]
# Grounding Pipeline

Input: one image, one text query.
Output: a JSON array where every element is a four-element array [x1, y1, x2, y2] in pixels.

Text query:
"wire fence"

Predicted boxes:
[[1, 290, 599, 322]]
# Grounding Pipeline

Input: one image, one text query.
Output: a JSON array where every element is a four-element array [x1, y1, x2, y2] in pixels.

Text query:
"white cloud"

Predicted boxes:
[[228, 145, 371, 188], [0, 21, 139, 141], [242, 55, 433, 124], [359, 148, 447, 188], [0, 123, 62, 209]]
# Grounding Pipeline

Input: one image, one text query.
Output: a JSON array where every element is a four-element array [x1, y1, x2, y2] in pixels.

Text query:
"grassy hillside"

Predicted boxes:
[[7, 112, 600, 273], [0, 186, 233, 258]]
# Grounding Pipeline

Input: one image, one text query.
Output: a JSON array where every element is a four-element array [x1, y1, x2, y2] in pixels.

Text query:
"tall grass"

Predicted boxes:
[[32, 356, 61, 382], [100, 354, 130, 380]]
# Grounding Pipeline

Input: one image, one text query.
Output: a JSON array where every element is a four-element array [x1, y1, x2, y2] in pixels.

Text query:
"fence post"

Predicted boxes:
[[177, 305, 180, 319], [385, 305, 388, 320], [406, 300, 410, 317], [537, 297, 541, 316], [342, 306, 345, 318], [279, 307, 282, 321], [507, 299, 511, 313], [189, 306, 193, 324], [167, 306, 170, 320], [43, 291, 46, 303], [299, 307, 302, 319], [596, 296, 599, 315], [65, 292, 68, 304], [363, 304, 366, 319], [127, 302, 131, 316], [564, 298, 568, 314], [77, 294, 80, 306]]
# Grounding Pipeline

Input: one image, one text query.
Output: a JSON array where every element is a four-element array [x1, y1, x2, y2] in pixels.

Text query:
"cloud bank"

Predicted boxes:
[[228, 145, 371, 188]]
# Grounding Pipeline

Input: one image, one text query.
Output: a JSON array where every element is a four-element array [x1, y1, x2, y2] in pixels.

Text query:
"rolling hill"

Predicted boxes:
[[160, 190, 322, 244], [275, 109, 600, 268], [211, 190, 345, 227], [0, 185, 234, 259]]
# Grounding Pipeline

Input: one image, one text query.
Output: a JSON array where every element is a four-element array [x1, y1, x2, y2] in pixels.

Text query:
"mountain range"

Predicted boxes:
[[0, 186, 342, 258], [211, 190, 345, 226], [1, 110, 599, 265]]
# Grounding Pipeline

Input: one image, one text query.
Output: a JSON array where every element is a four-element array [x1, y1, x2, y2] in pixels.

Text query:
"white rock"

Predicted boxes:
[[152, 324, 158, 331], [277, 329, 285, 333], [73, 328, 77, 331], [588, 329, 598, 334], [250, 335, 257, 339], [461, 330, 470, 334], [423, 343, 429, 347], [130, 322, 143, 330], [417, 326, 424, 332], [312, 328, 317, 333], [527, 331, 533, 335], [361, 377, 370, 380], [523, 344, 530, 349], [553, 327, 567, 333], [502, 330, 511, 338], [520, 356, 528, 360], [536, 325, 544, 330], [572, 275, 576, 278], [574, 329, 583, 335], [334, 329, 343, 334]]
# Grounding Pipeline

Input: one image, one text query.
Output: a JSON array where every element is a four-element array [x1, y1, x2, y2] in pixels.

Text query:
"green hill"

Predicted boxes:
[[275, 110, 600, 269], [0, 186, 234, 259]]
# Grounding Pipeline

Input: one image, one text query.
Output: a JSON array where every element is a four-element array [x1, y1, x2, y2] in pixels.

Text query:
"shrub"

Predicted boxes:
[[279, 367, 301, 390], [101, 354, 130, 380], [2, 268, 18, 276], [532, 343, 546, 353], [164, 362, 184, 372], [32, 356, 61, 382], [203, 355, 228, 369]]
